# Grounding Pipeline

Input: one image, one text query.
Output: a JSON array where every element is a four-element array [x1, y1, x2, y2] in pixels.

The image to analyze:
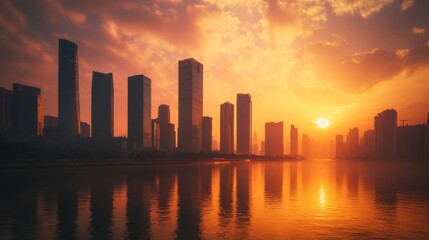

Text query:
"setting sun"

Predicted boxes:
[[316, 118, 330, 128]]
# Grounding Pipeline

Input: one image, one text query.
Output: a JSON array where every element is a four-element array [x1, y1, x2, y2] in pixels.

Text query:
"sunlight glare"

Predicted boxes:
[[316, 117, 330, 128]]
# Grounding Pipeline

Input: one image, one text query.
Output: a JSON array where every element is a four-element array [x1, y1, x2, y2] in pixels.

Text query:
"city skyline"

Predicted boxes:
[[1, 0, 428, 145]]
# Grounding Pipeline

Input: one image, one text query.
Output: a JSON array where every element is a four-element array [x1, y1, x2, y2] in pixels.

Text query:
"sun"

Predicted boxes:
[[316, 117, 330, 128]]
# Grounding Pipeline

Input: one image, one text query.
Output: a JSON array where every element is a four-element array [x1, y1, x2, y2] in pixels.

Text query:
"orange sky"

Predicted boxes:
[[0, 0, 428, 147]]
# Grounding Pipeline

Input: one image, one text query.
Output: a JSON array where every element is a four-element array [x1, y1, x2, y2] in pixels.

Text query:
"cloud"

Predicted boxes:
[[328, 0, 393, 18], [400, 0, 414, 11], [412, 26, 426, 34]]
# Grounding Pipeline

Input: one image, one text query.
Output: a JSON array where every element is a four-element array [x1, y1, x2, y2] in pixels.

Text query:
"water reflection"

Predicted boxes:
[[0, 160, 429, 239]]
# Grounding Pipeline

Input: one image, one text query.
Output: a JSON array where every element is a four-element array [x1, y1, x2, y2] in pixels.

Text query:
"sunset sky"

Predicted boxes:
[[1, 0, 428, 148]]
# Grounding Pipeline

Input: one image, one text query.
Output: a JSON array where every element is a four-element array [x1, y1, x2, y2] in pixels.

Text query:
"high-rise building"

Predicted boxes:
[[426, 113, 429, 153], [260, 140, 265, 156], [152, 119, 160, 150], [0, 87, 13, 138], [335, 134, 344, 159], [252, 131, 259, 156], [91, 71, 114, 140], [12, 83, 44, 137], [220, 102, 234, 154], [156, 105, 175, 152], [43, 116, 59, 140], [80, 122, 90, 138], [347, 127, 359, 158], [265, 122, 283, 157], [362, 130, 375, 158], [178, 58, 203, 153], [58, 38, 80, 139], [374, 109, 397, 158], [202, 116, 212, 153], [397, 124, 426, 158], [128, 75, 151, 152], [290, 125, 298, 158], [302, 134, 311, 158], [236, 93, 252, 155]]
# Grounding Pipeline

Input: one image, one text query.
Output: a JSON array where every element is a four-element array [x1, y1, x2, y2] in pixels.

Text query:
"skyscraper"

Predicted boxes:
[[0, 87, 13, 138], [347, 127, 359, 158], [80, 122, 90, 138], [302, 134, 311, 158], [58, 38, 80, 139], [128, 75, 151, 151], [12, 83, 44, 137], [237, 93, 252, 155], [156, 104, 175, 152], [178, 58, 203, 153], [252, 131, 259, 156], [374, 109, 397, 158], [91, 71, 114, 140], [202, 116, 212, 153], [290, 125, 298, 158], [335, 134, 344, 159], [220, 102, 234, 154], [426, 113, 429, 153], [362, 130, 375, 158], [265, 122, 283, 157]]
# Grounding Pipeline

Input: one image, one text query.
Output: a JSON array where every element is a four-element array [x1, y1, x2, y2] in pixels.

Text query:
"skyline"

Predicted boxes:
[[1, 0, 429, 145]]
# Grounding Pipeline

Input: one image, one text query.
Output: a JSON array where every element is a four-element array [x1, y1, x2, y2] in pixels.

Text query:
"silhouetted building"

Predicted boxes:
[[347, 127, 359, 158], [397, 124, 426, 158], [336, 134, 344, 158], [374, 109, 397, 158], [212, 139, 218, 151], [156, 105, 175, 152], [237, 93, 252, 155], [202, 116, 212, 153], [152, 119, 160, 150], [362, 130, 375, 158], [0, 87, 13, 138], [426, 113, 429, 153], [43, 116, 59, 140], [260, 140, 265, 156], [220, 102, 234, 154], [290, 125, 298, 158], [58, 38, 80, 139], [265, 122, 283, 157], [80, 122, 90, 138], [12, 83, 44, 138], [128, 75, 151, 152], [178, 58, 203, 153], [252, 131, 259, 156], [91, 71, 114, 140], [302, 134, 311, 158]]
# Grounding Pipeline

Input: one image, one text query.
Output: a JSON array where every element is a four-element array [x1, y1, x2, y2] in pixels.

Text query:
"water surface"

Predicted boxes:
[[1, 159, 429, 239]]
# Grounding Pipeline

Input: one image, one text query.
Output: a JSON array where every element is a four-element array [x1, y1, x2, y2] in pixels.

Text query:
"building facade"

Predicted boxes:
[[128, 75, 151, 151], [347, 127, 359, 158], [202, 116, 212, 153], [91, 71, 114, 140], [290, 125, 298, 158], [374, 109, 397, 158], [220, 102, 234, 154], [178, 58, 203, 153], [0, 87, 13, 138], [58, 38, 80, 139], [265, 122, 283, 157], [236, 93, 252, 155]]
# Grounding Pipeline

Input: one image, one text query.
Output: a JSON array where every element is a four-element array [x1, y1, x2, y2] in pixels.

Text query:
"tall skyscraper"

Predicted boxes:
[[128, 75, 151, 151], [156, 104, 175, 152], [302, 134, 311, 158], [265, 122, 283, 157], [290, 125, 298, 158], [236, 93, 252, 155], [426, 113, 429, 153], [0, 87, 13, 138], [220, 102, 234, 154], [12, 83, 44, 137], [202, 116, 212, 153], [80, 122, 90, 138], [362, 130, 375, 158], [374, 109, 397, 158], [335, 134, 344, 159], [178, 58, 203, 153], [58, 38, 80, 139], [91, 71, 114, 140], [43, 116, 59, 140], [252, 131, 259, 156], [347, 127, 359, 158]]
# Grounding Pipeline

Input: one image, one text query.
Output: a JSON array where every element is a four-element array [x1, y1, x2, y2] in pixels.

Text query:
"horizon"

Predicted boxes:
[[1, 0, 429, 150]]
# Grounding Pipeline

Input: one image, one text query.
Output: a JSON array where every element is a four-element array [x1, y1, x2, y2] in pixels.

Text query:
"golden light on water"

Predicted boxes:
[[316, 118, 330, 128]]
